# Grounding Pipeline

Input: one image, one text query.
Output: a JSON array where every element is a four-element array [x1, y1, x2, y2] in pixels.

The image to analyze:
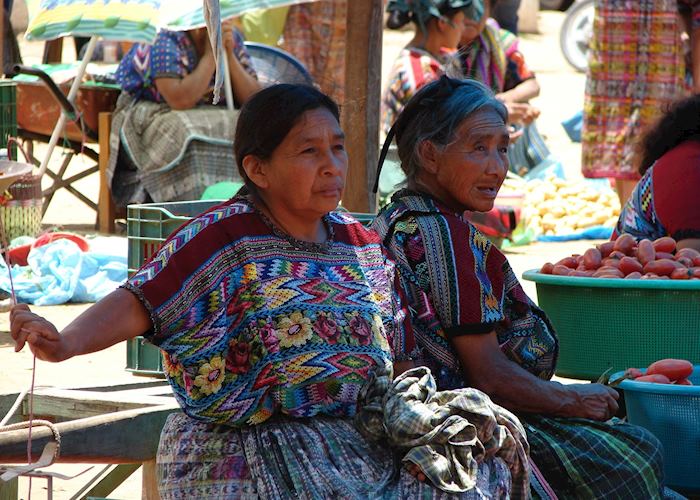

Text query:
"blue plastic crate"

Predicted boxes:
[[614, 366, 700, 493]]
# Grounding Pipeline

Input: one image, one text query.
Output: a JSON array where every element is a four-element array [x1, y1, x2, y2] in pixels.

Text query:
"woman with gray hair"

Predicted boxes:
[[372, 76, 668, 498]]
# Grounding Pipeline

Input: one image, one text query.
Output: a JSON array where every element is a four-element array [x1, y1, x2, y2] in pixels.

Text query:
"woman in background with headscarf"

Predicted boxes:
[[381, 0, 479, 134]]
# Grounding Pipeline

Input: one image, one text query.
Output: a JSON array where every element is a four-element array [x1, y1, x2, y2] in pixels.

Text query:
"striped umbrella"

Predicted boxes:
[[25, 0, 162, 43]]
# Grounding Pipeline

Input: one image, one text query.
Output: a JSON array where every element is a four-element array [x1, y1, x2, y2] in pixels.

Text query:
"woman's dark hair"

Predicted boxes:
[[386, 0, 475, 30], [637, 94, 700, 175], [234, 84, 340, 192]]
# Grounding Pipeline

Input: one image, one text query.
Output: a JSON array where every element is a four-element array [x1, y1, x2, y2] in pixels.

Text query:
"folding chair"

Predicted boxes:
[[12, 63, 119, 223]]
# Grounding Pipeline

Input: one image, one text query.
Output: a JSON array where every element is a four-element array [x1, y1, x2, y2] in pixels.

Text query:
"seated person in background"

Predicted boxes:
[[107, 20, 261, 209], [381, 0, 477, 134], [372, 77, 667, 498], [615, 94, 700, 251], [11, 84, 517, 499], [458, 0, 544, 175]]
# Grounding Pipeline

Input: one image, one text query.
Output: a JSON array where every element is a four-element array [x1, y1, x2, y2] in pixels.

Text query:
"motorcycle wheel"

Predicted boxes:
[[560, 0, 595, 72]]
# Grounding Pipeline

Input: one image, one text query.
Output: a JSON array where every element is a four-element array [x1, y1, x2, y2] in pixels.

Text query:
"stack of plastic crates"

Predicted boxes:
[[0, 80, 17, 159], [126, 200, 222, 376]]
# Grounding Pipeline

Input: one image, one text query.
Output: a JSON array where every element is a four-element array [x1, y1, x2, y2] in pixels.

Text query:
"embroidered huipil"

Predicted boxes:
[[124, 197, 406, 426]]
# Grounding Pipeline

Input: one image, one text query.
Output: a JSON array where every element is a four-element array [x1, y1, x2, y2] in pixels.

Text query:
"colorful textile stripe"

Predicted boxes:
[[582, 0, 692, 179], [373, 190, 558, 384], [125, 197, 406, 427], [26, 0, 160, 42]]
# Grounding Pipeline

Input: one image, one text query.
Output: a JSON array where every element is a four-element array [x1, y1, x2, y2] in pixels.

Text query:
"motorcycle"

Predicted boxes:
[[559, 0, 595, 72]]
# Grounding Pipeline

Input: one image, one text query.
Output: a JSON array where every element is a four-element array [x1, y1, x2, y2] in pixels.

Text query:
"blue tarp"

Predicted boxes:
[[0, 237, 128, 306]]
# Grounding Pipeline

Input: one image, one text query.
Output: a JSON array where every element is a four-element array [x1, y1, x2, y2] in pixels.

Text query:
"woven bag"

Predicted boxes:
[[0, 140, 43, 242]]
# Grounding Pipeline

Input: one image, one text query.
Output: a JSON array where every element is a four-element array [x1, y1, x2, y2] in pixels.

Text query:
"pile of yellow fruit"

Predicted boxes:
[[502, 176, 621, 237]]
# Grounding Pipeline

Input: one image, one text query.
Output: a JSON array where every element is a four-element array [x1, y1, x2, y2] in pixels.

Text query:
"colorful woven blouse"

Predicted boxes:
[[381, 47, 445, 135], [372, 190, 558, 390], [460, 20, 535, 94], [124, 197, 406, 426], [116, 29, 256, 104], [614, 140, 700, 242]]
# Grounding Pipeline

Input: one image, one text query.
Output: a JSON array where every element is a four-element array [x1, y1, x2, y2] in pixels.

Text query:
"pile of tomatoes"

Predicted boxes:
[[539, 236, 700, 279], [622, 359, 695, 385]]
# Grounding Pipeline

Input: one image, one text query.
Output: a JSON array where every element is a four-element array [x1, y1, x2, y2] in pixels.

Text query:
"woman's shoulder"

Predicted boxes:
[[328, 211, 383, 246], [169, 197, 264, 246]]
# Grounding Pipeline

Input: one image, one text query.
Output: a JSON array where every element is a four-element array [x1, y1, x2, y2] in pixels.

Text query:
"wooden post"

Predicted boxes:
[[341, 0, 383, 214], [98, 112, 116, 233], [0, 2, 5, 76], [0, 477, 18, 500], [142, 459, 161, 500]]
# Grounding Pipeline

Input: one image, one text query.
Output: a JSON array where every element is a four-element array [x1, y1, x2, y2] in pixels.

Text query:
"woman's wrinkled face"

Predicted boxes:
[[428, 108, 509, 212], [257, 108, 347, 218]]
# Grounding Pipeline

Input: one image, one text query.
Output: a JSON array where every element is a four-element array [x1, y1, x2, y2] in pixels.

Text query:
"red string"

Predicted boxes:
[[0, 210, 36, 499]]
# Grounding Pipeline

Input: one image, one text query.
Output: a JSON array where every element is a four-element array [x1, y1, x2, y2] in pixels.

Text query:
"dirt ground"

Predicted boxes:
[[0, 10, 594, 499]]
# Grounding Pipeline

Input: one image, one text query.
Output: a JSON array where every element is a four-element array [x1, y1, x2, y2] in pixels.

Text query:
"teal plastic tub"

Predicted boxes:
[[522, 270, 700, 380], [614, 366, 700, 493]]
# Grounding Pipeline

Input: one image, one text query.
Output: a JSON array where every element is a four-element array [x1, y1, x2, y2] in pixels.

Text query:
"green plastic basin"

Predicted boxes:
[[522, 270, 700, 380]]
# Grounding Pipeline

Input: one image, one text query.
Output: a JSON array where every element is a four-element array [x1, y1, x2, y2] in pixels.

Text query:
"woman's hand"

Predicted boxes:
[[559, 383, 619, 421], [503, 102, 540, 126], [10, 304, 73, 362], [406, 462, 427, 482], [222, 19, 236, 53]]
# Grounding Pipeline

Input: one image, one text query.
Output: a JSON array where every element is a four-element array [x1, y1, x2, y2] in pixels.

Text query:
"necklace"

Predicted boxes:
[[249, 194, 332, 248]]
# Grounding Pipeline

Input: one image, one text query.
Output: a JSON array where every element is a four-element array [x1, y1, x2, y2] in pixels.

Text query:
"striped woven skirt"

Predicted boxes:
[[581, 0, 688, 180], [156, 412, 512, 499], [522, 415, 665, 499]]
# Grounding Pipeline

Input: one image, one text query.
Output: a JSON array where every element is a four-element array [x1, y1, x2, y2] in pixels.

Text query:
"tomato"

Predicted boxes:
[[552, 264, 572, 276], [619, 257, 643, 276], [634, 374, 671, 384], [614, 234, 635, 255], [670, 268, 692, 280], [655, 251, 675, 260], [676, 257, 694, 268], [652, 237, 677, 254], [676, 248, 700, 260], [624, 271, 643, 279], [569, 270, 590, 277], [646, 359, 694, 381], [609, 250, 627, 260], [583, 248, 602, 270], [636, 239, 655, 265], [540, 262, 554, 274], [675, 379, 693, 386], [643, 259, 677, 276], [601, 258, 621, 268], [555, 256, 579, 269], [597, 241, 615, 258], [592, 267, 624, 278]]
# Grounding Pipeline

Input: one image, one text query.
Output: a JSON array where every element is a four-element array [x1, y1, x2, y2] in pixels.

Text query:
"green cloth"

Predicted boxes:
[[356, 365, 530, 497], [240, 7, 290, 46]]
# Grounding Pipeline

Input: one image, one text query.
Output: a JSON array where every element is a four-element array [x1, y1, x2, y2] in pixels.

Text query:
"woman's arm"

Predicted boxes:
[[10, 289, 152, 363], [154, 45, 217, 110], [497, 78, 540, 104], [223, 22, 261, 105], [451, 331, 619, 420]]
